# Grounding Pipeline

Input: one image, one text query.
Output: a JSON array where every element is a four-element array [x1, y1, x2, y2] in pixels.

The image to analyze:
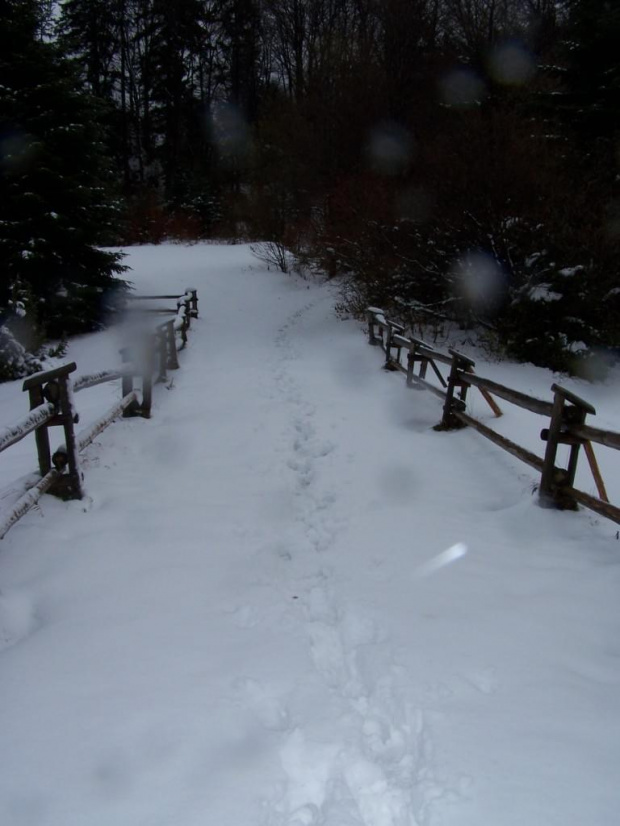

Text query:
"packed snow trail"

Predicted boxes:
[[0, 244, 619, 826]]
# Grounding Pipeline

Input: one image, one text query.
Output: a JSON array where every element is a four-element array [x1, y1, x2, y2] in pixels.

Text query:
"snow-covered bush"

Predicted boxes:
[[0, 324, 43, 382]]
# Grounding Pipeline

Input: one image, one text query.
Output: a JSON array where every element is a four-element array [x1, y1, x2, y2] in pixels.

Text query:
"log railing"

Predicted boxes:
[[367, 307, 620, 527], [0, 289, 199, 540]]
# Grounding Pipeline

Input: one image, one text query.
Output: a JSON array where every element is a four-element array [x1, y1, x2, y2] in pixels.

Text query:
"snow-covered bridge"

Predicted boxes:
[[1, 244, 619, 826]]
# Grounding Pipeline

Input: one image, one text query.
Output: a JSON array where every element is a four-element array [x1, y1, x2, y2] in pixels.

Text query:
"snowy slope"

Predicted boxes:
[[0, 243, 619, 826]]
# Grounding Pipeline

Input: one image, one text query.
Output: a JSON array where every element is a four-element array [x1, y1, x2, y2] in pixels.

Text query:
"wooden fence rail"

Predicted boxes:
[[0, 289, 199, 541], [367, 307, 620, 527]]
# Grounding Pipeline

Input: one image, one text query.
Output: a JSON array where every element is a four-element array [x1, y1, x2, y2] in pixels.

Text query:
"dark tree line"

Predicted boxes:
[[0, 0, 127, 379], [1, 0, 618, 377]]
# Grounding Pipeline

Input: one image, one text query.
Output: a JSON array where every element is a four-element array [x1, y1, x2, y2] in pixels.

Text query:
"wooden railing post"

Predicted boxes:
[[367, 308, 383, 346], [187, 288, 199, 318], [22, 363, 81, 500], [414, 337, 431, 385], [22, 363, 78, 482], [120, 347, 141, 417], [436, 349, 475, 430], [384, 321, 405, 369], [54, 372, 83, 499], [140, 337, 156, 418], [539, 384, 596, 509], [406, 341, 417, 387], [173, 303, 189, 351], [164, 319, 180, 369], [28, 383, 52, 477], [177, 295, 191, 330], [156, 326, 168, 383]]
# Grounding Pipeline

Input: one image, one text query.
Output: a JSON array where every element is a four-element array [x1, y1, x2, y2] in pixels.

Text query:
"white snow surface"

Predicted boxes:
[[1, 243, 620, 826]]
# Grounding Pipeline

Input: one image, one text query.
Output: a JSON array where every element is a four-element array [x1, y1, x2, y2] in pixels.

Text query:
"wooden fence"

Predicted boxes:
[[367, 307, 620, 526], [0, 289, 198, 540]]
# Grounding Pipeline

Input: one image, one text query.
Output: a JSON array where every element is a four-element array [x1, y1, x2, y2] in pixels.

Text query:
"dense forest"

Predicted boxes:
[[1, 0, 619, 378]]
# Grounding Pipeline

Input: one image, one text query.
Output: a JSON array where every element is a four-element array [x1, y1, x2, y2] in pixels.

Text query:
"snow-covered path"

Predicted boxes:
[[1, 245, 619, 826]]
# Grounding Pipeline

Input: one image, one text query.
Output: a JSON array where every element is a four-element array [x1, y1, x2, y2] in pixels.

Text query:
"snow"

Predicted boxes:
[[528, 284, 562, 302], [1, 243, 620, 826]]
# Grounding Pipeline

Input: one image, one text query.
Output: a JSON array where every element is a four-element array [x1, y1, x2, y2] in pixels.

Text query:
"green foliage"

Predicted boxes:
[[0, 0, 128, 365], [2, 0, 618, 375]]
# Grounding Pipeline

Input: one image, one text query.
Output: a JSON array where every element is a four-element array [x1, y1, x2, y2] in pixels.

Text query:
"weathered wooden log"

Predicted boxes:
[[539, 384, 593, 510], [125, 294, 185, 300], [156, 327, 168, 383], [73, 369, 126, 393], [418, 348, 453, 368], [0, 469, 59, 540], [126, 307, 178, 314], [21, 363, 77, 478], [28, 384, 52, 476], [551, 383, 596, 415], [437, 350, 475, 430], [140, 339, 156, 418], [464, 366, 503, 417], [0, 403, 56, 454], [186, 288, 199, 318], [119, 348, 140, 417], [384, 321, 405, 368], [454, 410, 545, 472], [174, 311, 188, 349], [75, 391, 140, 453], [406, 347, 417, 387], [161, 319, 179, 369], [22, 362, 77, 390], [177, 296, 191, 330], [539, 390, 569, 508], [52, 373, 83, 499], [567, 423, 620, 452], [427, 357, 448, 388], [540, 428, 581, 446], [458, 372, 553, 417], [408, 373, 448, 401], [367, 308, 383, 346], [566, 487, 620, 526], [583, 441, 609, 503]]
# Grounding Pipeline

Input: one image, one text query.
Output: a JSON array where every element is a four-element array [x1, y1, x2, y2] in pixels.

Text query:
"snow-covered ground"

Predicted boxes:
[[1, 243, 619, 826]]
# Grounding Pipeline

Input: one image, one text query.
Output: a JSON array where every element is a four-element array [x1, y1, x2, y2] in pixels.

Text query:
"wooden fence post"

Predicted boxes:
[[539, 384, 596, 509], [384, 321, 405, 369], [187, 288, 199, 318], [156, 327, 168, 383], [367, 308, 383, 346], [22, 363, 81, 500], [140, 337, 156, 418], [406, 342, 417, 387], [164, 319, 180, 369], [178, 296, 191, 330], [414, 337, 431, 385], [27, 383, 52, 477], [120, 347, 141, 417], [436, 349, 475, 430], [53, 372, 83, 499]]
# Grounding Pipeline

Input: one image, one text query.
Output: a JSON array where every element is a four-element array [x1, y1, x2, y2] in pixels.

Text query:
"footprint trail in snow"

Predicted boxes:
[[257, 300, 452, 826]]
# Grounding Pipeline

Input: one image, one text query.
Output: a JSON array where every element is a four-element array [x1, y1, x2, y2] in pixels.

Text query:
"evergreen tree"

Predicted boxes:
[[564, 0, 620, 139], [0, 0, 127, 360]]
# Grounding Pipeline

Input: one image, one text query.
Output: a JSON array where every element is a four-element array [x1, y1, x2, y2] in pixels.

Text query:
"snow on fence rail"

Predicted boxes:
[[0, 289, 198, 541], [367, 307, 620, 527]]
